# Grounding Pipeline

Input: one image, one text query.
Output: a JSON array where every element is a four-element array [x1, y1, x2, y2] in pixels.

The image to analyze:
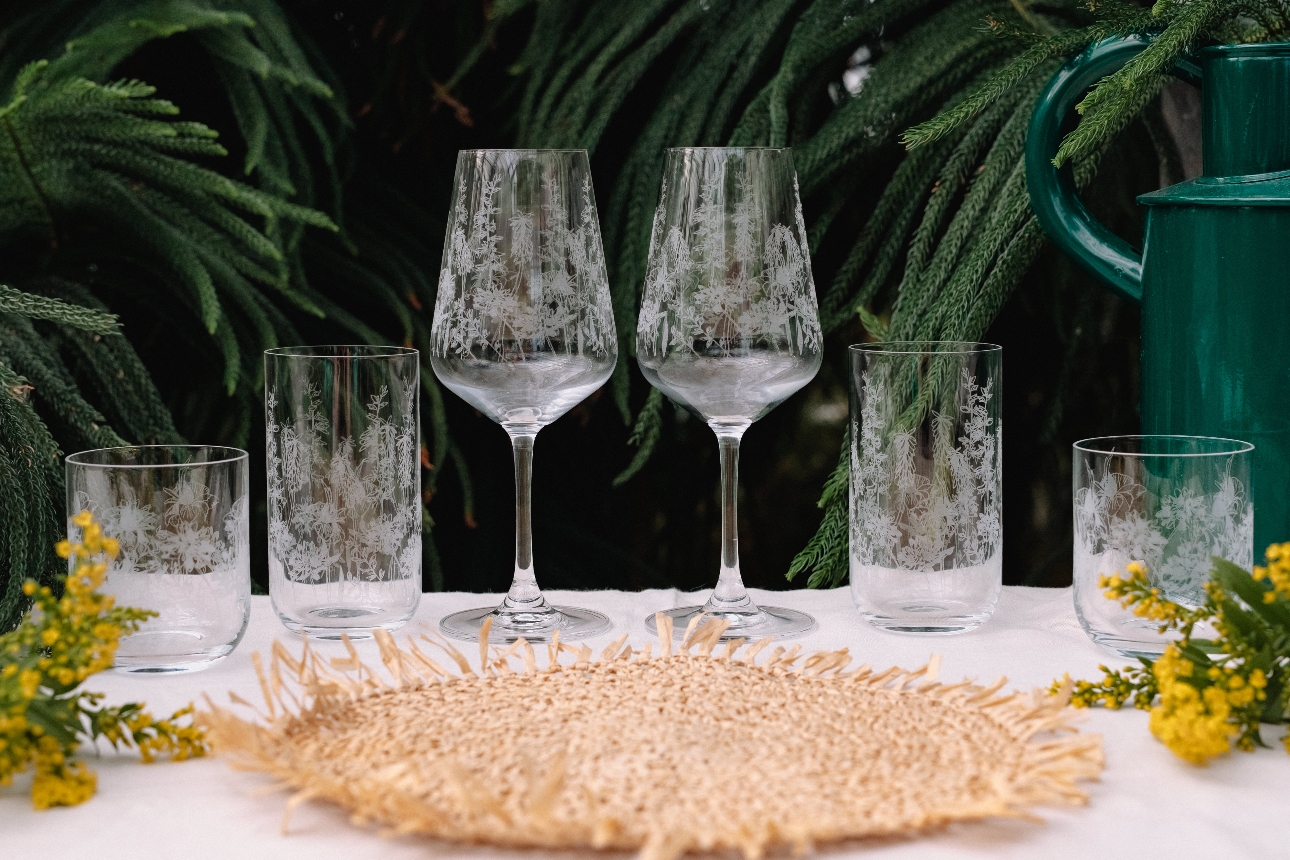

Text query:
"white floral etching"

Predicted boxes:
[[74, 481, 247, 576], [266, 378, 420, 584], [850, 367, 1001, 572], [432, 165, 614, 361], [637, 171, 822, 358], [1074, 458, 1252, 604]]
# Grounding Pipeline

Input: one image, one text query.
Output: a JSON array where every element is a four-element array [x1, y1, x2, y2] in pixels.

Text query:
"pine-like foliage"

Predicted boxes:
[[444, 0, 1288, 588], [0, 1, 465, 629], [2, 0, 1286, 631], [0, 279, 175, 628]]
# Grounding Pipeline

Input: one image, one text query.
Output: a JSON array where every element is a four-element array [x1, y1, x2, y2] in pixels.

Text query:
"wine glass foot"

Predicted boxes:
[[439, 605, 611, 643], [645, 605, 815, 641]]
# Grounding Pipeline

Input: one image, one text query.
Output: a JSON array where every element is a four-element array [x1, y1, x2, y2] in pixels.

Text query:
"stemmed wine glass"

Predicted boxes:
[[637, 147, 822, 639], [431, 149, 617, 642]]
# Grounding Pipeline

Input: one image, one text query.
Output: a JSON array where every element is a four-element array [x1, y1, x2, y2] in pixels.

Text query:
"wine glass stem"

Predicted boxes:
[[707, 427, 757, 614], [502, 431, 549, 613]]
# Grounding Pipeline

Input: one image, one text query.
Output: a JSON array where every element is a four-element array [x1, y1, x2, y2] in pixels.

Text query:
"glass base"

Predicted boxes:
[[112, 630, 239, 673], [859, 602, 993, 635], [645, 605, 815, 641], [860, 614, 989, 635], [114, 655, 230, 674], [1074, 597, 1184, 659], [1085, 632, 1167, 660], [277, 604, 415, 640], [439, 605, 611, 643]]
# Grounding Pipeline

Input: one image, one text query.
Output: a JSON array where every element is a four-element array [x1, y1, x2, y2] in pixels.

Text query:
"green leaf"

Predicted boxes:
[[1212, 557, 1290, 629]]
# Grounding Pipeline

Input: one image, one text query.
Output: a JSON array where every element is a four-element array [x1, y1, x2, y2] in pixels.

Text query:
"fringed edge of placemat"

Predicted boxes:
[[199, 614, 1104, 860]]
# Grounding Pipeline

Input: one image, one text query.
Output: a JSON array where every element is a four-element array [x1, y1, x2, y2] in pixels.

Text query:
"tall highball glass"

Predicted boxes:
[[265, 345, 422, 638], [637, 147, 822, 640], [848, 342, 1003, 634], [430, 149, 617, 642], [66, 445, 250, 672], [1073, 435, 1254, 658]]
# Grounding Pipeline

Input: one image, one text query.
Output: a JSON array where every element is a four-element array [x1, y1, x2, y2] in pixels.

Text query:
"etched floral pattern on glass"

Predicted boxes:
[[637, 169, 821, 363], [65, 445, 250, 672], [848, 343, 1003, 634], [1072, 435, 1254, 657], [637, 147, 822, 641], [432, 150, 614, 368], [265, 346, 421, 638], [429, 149, 616, 643]]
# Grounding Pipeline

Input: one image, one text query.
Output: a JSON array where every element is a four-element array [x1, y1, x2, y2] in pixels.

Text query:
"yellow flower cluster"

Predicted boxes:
[[1147, 644, 1267, 764], [1, 512, 206, 809], [1060, 547, 1290, 766], [30, 739, 95, 809], [1253, 542, 1290, 604]]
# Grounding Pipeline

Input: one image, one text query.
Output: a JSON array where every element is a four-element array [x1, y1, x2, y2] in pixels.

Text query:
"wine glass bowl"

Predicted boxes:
[[637, 147, 822, 639], [430, 149, 616, 642]]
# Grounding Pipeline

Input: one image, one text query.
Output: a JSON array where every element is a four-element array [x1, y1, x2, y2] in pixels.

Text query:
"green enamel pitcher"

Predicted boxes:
[[1027, 37, 1290, 552]]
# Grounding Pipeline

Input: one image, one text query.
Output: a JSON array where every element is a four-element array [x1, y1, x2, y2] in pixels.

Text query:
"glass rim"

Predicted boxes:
[[264, 345, 419, 359], [1073, 434, 1255, 457], [66, 445, 249, 469], [667, 146, 789, 153], [457, 148, 589, 155], [849, 341, 1002, 355]]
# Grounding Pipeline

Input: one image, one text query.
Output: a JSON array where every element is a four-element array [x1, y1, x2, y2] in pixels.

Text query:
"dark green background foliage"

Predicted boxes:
[[0, 0, 1277, 630]]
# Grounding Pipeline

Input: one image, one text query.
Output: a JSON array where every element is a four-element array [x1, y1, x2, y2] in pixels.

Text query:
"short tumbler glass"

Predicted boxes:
[[265, 346, 422, 638], [66, 445, 250, 673], [1073, 435, 1254, 658], [848, 342, 1003, 634]]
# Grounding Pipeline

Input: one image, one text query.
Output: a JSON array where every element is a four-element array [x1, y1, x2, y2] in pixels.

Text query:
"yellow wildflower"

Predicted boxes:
[[1148, 645, 1237, 765], [1, 513, 206, 808], [31, 760, 97, 810], [18, 669, 40, 700], [1253, 541, 1290, 602]]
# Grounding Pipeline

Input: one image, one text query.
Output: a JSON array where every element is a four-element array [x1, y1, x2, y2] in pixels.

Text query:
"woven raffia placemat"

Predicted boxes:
[[201, 615, 1103, 860]]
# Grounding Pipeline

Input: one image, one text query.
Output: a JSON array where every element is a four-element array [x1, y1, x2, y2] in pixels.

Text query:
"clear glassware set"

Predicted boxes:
[[62, 146, 1259, 670]]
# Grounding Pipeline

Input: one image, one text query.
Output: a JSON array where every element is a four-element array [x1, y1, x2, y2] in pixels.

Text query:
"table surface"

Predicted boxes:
[[3, 586, 1287, 859]]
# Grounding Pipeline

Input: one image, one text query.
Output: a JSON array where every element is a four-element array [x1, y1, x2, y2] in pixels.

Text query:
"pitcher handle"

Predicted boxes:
[[1025, 36, 1202, 304]]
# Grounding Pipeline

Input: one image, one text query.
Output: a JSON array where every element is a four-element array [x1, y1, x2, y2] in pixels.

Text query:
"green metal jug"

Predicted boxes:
[[1027, 37, 1290, 553]]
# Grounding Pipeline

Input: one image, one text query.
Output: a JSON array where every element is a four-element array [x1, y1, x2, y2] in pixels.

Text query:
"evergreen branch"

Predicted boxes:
[[796, 0, 1013, 195], [0, 285, 118, 334], [765, 0, 937, 145], [0, 390, 64, 632], [786, 431, 850, 586], [902, 24, 1100, 148], [0, 316, 127, 451], [890, 81, 1044, 338], [569, 0, 723, 150], [33, 278, 181, 446], [1055, 1, 1221, 164], [48, 2, 258, 82], [613, 388, 665, 487], [817, 139, 947, 331]]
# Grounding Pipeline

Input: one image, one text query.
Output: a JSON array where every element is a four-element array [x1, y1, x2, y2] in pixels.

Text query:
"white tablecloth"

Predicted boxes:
[[3, 587, 1287, 858]]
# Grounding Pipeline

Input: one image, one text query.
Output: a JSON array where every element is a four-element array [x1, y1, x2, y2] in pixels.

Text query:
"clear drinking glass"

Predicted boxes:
[[1073, 435, 1254, 658], [265, 345, 421, 638], [430, 149, 617, 642], [848, 342, 1003, 634], [637, 147, 822, 640], [65, 446, 250, 672]]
